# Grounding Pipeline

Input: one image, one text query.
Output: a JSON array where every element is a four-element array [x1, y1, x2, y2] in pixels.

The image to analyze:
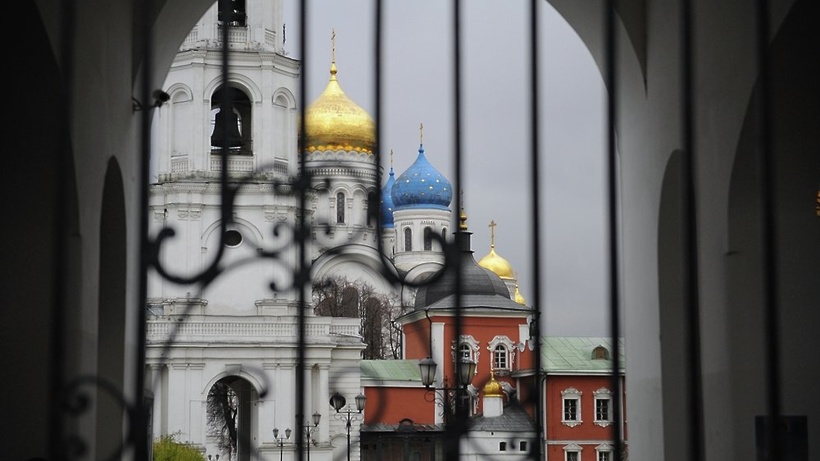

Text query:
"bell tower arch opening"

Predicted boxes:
[[211, 86, 253, 154]]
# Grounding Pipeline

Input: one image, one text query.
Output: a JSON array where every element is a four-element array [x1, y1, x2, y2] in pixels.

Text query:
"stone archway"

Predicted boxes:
[[207, 375, 259, 461]]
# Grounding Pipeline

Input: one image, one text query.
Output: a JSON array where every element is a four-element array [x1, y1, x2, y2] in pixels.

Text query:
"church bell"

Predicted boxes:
[[211, 108, 243, 148]]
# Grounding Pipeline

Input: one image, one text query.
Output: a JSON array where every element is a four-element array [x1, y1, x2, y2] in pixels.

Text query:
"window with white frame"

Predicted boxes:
[[451, 335, 480, 365], [487, 335, 516, 372], [596, 443, 613, 461], [459, 343, 472, 360], [594, 387, 612, 427], [563, 443, 582, 461], [561, 387, 582, 427], [493, 344, 508, 369]]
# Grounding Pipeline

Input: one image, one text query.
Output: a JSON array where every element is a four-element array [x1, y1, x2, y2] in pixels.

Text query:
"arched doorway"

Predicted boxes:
[[207, 375, 259, 461]]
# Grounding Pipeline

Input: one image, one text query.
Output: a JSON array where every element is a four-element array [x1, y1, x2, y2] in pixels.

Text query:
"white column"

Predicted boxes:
[[317, 364, 330, 443], [166, 363, 190, 440], [149, 364, 165, 436], [431, 322, 445, 425]]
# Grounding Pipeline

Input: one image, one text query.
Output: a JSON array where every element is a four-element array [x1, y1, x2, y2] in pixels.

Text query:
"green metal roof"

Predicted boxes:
[[361, 359, 421, 382], [540, 336, 625, 374], [361, 337, 626, 381]]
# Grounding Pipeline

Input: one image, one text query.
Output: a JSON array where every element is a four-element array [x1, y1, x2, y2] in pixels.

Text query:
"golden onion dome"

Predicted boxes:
[[478, 247, 515, 279], [478, 220, 515, 279], [514, 284, 527, 305], [301, 60, 376, 154], [482, 371, 504, 397]]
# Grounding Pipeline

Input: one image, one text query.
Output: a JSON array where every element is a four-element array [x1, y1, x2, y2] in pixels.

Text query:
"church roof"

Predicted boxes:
[[391, 144, 452, 211], [533, 336, 626, 374], [361, 359, 422, 382], [467, 401, 536, 433], [413, 218, 526, 311]]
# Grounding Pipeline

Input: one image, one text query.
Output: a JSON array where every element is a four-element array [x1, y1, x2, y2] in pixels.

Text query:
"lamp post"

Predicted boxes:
[[301, 411, 321, 461], [272, 427, 291, 461], [418, 356, 476, 423], [329, 391, 367, 461]]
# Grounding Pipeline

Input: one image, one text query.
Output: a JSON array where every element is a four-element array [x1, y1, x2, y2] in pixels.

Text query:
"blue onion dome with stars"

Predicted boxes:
[[380, 165, 396, 228], [391, 144, 452, 210]]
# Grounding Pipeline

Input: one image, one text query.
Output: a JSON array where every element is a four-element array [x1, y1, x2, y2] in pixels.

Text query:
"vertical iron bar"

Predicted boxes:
[[679, 0, 706, 459], [450, 0, 465, 458], [755, 0, 782, 458], [603, 1, 624, 460], [50, 0, 76, 458], [527, 1, 544, 459], [296, 1, 309, 460], [135, 0, 156, 459]]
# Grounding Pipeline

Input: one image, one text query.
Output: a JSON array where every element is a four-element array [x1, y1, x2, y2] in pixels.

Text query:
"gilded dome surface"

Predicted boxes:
[[482, 372, 504, 396], [514, 285, 527, 305], [302, 63, 376, 154], [478, 247, 514, 279]]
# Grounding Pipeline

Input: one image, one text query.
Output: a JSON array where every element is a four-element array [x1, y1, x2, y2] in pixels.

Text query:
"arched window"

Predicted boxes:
[[336, 192, 345, 224], [210, 86, 251, 153], [423, 226, 433, 250], [218, 0, 247, 26], [366, 191, 376, 226], [499, 442, 507, 452], [459, 343, 472, 361], [404, 227, 412, 251], [493, 344, 508, 370]]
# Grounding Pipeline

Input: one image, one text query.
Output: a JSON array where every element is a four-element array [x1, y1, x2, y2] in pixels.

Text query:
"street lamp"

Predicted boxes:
[[272, 427, 291, 461], [418, 356, 476, 422], [329, 391, 367, 461], [301, 411, 321, 461]]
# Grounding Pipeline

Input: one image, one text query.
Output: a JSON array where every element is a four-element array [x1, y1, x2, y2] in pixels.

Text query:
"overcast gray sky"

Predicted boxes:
[[285, 0, 610, 336]]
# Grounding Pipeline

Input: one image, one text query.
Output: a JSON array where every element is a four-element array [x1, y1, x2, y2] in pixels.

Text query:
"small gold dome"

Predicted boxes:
[[482, 371, 504, 397], [301, 62, 376, 154], [514, 284, 527, 305], [478, 247, 514, 279], [478, 220, 514, 279]]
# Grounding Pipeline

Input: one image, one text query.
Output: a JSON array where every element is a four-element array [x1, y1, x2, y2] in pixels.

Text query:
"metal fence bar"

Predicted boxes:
[[755, 0, 783, 458], [50, 0, 77, 459], [679, 0, 706, 459], [604, 1, 625, 460], [527, 1, 544, 459]]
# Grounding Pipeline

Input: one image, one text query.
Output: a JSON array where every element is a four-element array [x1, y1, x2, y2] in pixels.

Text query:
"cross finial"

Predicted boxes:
[[390, 149, 394, 168], [331, 28, 336, 63], [489, 220, 497, 248], [419, 123, 424, 145]]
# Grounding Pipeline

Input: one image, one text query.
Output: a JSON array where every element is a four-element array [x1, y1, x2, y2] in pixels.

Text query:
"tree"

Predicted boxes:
[[206, 380, 238, 459], [153, 433, 205, 461], [312, 276, 403, 359]]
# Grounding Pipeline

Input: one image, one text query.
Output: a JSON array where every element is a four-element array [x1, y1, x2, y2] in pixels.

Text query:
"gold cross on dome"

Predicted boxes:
[[420, 123, 424, 145], [489, 220, 497, 247]]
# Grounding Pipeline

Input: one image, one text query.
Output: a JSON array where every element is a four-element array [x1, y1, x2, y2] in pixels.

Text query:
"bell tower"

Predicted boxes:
[[148, 0, 301, 309]]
